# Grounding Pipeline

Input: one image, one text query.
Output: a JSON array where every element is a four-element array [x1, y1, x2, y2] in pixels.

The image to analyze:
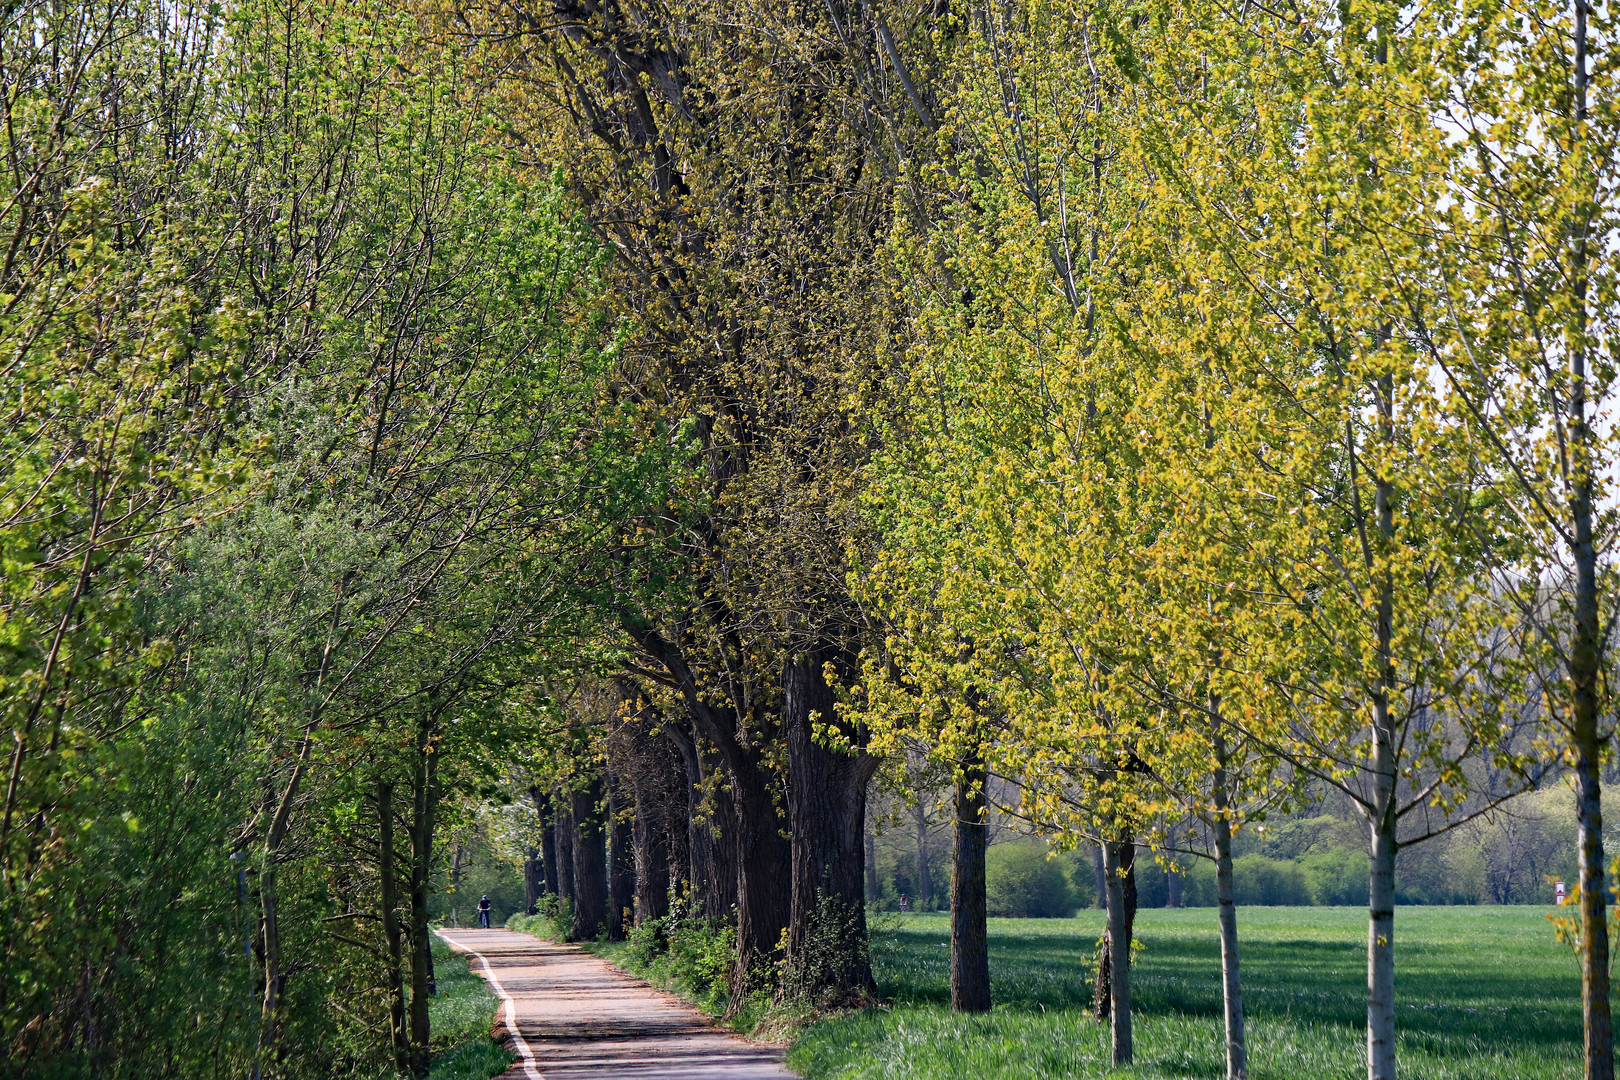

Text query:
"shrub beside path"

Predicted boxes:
[[436, 928, 798, 1080]]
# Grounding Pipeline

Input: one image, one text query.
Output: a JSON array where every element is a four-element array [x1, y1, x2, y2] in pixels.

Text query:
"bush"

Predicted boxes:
[[506, 895, 572, 941], [1232, 854, 1312, 905], [986, 841, 1076, 918], [1303, 849, 1369, 905]]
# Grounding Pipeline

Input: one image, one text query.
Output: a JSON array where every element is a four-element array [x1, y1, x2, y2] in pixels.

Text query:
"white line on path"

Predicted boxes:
[[435, 930, 544, 1080]]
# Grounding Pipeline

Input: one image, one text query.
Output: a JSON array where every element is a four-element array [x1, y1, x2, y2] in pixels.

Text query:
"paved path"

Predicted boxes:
[[436, 928, 798, 1080]]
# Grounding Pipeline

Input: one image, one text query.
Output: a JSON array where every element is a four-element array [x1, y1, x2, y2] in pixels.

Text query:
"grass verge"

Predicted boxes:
[[788, 906, 1581, 1080], [426, 933, 513, 1080]]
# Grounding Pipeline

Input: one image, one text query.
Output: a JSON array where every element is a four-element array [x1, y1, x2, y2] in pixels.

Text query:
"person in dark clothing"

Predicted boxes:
[[477, 894, 492, 928]]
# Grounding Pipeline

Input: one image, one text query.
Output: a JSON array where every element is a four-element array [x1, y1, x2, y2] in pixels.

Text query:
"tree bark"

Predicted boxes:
[[1102, 839, 1133, 1066], [1094, 838, 1137, 1023], [1568, 8, 1612, 1071], [408, 729, 438, 1078], [951, 750, 990, 1013], [783, 652, 876, 1002], [1365, 405, 1399, 1080], [1211, 723, 1248, 1080], [571, 777, 607, 940], [556, 791, 575, 909], [609, 777, 636, 940], [633, 772, 672, 925], [378, 780, 408, 1074], [1092, 845, 1107, 909], [1367, 810, 1397, 1080], [524, 849, 541, 917], [530, 786, 558, 898], [729, 755, 792, 995], [667, 720, 729, 918]]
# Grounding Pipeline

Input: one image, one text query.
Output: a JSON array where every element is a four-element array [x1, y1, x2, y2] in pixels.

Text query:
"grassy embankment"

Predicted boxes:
[[789, 907, 1580, 1080], [424, 934, 513, 1080]]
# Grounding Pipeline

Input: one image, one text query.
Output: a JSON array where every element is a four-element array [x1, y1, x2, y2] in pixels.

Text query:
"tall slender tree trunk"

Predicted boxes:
[[571, 777, 607, 940], [408, 728, 438, 1078], [378, 781, 408, 1074], [1367, 807, 1397, 1080], [556, 792, 575, 909], [666, 722, 721, 918], [1567, 7, 1612, 1075], [524, 849, 542, 916], [530, 786, 558, 898], [633, 775, 672, 925], [783, 652, 876, 1001], [951, 749, 990, 1013], [1095, 837, 1137, 1024], [1092, 845, 1107, 908], [1102, 839, 1133, 1065], [1210, 721, 1247, 1080], [609, 778, 636, 940], [1365, 377, 1399, 1080]]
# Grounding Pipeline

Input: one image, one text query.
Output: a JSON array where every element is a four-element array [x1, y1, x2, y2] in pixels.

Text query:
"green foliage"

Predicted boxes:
[[985, 842, 1077, 918], [580, 911, 739, 1018], [788, 909, 1580, 1079], [508, 898, 574, 945], [0, 0, 631, 1074], [1302, 851, 1373, 908]]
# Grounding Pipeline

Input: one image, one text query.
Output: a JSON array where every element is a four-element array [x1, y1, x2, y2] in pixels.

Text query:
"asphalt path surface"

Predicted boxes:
[[436, 927, 798, 1080]]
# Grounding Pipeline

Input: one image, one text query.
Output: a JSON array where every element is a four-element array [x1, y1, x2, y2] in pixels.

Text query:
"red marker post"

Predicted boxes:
[[1556, 881, 1567, 906]]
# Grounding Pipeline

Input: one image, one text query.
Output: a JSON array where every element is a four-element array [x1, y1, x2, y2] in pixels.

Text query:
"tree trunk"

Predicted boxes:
[[1092, 845, 1107, 909], [1567, 3, 1612, 1072], [571, 777, 607, 940], [378, 781, 408, 1074], [258, 864, 282, 1078], [666, 722, 722, 918], [556, 791, 575, 909], [951, 750, 990, 1013], [408, 731, 438, 1078], [1094, 838, 1137, 1023], [783, 652, 876, 1002], [524, 849, 542, 917], [609, 778, 636, 940], [633, 776, 672, 925], [1211, 725, 1247, 1080], [1366, 428, 1399, 1080], [914, 798, 932, 911], [1577, 717, 1613, 1080], [1367, 811, 1397, 1080], [530, 786, 558, 898], [729, 756, 792, 997], [1102, 839, 1133, 1066]]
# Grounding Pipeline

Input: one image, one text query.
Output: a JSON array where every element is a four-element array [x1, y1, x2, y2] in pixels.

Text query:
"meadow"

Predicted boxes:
[[787, 907, 1582, 1080]]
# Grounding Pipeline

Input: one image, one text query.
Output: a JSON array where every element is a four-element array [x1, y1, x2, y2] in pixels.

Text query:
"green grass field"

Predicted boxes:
[[787, 907, 1581, 1080]]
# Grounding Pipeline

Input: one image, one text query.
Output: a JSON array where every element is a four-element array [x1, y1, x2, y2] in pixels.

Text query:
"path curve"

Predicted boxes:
[[436, 928, 798, 1080]]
